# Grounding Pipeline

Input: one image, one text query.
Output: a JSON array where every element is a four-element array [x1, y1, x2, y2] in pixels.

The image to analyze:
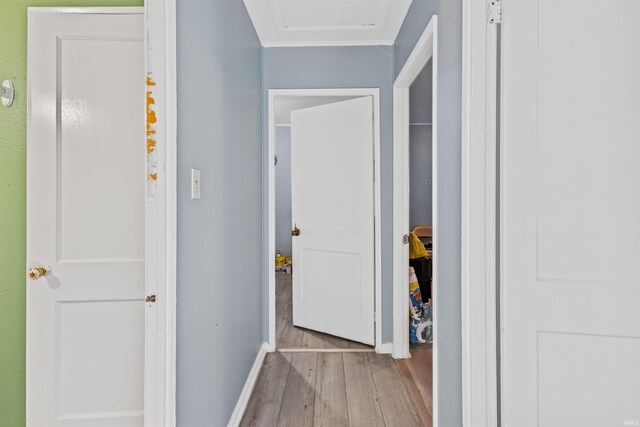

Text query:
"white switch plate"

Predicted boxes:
[[191, 168, 201, 199]]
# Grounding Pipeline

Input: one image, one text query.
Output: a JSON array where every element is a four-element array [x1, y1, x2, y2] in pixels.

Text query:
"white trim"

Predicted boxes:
[[461, 0, 499, 426], [267, 88, 383, 353], [227, 343, 269, 427], [375, 342, 394, 354], [392, 16, 437, 361], [27, 6, 142, 14], [260, 40, 395, 47], [278, 348, 375, 353], [145, 0, 177, 426]]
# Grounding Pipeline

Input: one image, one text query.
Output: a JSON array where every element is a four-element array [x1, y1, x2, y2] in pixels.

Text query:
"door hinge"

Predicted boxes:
[[274, 155, 278, 166], [488, 0, 502, 24], [403, 234, 409, 245]]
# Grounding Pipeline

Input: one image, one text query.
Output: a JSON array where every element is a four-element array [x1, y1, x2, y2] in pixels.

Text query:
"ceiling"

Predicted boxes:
[[243, 0, 413, 47]]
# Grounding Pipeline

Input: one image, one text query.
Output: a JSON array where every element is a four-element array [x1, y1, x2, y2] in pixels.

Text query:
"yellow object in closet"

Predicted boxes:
[[409, 231, 428, 259]]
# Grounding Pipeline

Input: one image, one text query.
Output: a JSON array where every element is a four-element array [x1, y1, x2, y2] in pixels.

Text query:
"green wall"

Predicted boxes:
[[0, 1, 143, 425]]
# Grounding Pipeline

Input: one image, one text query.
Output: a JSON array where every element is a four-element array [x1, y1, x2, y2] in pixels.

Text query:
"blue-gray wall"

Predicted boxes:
[[176, 0, 263, 425], [410, 61, 433, 229], [262, 46, 395, 343], [409, 125, 433, 229], [395, 0, 463, 425], [275, 127, 292, 256], [410, 60, 434, 123]]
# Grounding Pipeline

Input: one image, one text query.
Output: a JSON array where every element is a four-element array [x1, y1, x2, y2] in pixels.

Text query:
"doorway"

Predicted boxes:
[[267, 89, 382, 352], [391, 14, 438, 422], [392, 16, 438, 359]]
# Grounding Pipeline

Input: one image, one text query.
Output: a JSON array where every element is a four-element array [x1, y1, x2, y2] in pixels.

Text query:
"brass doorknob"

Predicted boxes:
[[28, 266, 50, 280], [291, 225, 300, 237]]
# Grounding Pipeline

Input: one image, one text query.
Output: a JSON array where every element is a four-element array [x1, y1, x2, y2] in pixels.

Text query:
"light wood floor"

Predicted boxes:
[[275, 273, 371, 350], [240, 274, 433, 427]]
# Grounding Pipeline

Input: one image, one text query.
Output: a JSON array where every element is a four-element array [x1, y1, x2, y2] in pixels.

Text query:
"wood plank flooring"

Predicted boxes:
[[398, 344, 433, 425], [240, 350, 433, 427], [276, 273, 371, 350], [242, 273, 433, 427]]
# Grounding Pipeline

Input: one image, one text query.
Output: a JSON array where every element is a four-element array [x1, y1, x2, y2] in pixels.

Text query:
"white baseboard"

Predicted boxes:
[[227, 342, 269, 427], [375, 342, 393, 354], [392, 343, 411, 359], [392, 339, 411, 359]]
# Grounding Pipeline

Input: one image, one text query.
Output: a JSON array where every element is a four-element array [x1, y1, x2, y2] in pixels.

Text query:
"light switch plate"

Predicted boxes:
[[191, 169, 201, 199]]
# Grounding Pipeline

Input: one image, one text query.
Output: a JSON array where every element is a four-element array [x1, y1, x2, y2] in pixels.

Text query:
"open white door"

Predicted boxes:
[[290, 97, 375, 346], [27, 9, 145, 426], [501, 1, 640, 425]]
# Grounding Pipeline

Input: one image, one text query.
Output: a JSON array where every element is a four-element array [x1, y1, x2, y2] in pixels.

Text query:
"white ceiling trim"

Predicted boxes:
[[244, 0, 412, 47]]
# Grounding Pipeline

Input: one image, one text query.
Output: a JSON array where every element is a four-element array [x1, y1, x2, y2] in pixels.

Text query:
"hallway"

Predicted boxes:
[[242, 275, 433, 426]]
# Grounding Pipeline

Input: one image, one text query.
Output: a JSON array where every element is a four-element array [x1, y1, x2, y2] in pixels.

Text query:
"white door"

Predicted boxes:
[[290, 97, 375, 345], [27, 9, 145, 426], [501, 1, 640, 425]]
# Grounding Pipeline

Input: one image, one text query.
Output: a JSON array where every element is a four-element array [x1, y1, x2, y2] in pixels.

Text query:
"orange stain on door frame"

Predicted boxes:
[[146, 76, 158, 183]]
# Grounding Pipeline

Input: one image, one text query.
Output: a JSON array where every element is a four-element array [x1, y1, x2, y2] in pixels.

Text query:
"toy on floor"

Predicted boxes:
[[409, 266, 433, 344], [275, 250, 293, 274]]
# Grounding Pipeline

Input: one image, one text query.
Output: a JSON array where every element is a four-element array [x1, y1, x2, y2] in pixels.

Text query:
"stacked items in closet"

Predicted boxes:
[[409, 228, 433, 344]]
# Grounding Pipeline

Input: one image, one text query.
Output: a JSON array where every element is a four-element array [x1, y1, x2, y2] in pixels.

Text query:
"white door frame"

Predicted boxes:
[[392, 6, 500, 426], [392, 16, 437, 360], [461, 0, 499, 426], [145, 1, 177, 426], [267, 88, 383, 352]]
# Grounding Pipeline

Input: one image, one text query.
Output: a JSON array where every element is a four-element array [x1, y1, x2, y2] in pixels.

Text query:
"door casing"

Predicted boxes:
[[144, 1, 178, 425], [266, 88, 384, 353], [392, 16, 438, 361], [393, 7, 502, 427], [460, 0, 501, 426]]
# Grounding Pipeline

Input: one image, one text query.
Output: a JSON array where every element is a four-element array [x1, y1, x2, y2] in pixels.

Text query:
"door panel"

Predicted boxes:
[[290, 97, 375, 345], [58, 299, 144, 417], [59, 37, 144, 262], [501, 1, 640, 425], [27, 10, 144, 426]]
